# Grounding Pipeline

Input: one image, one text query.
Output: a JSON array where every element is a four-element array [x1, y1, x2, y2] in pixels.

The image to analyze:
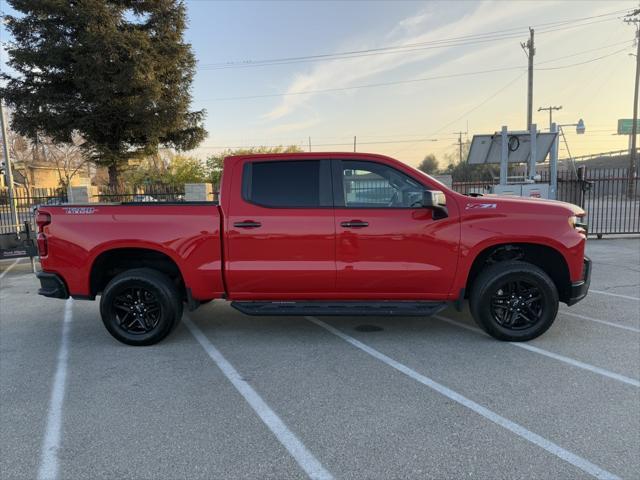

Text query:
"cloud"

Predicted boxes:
[[267, 117, 320, 134], [263, 0, 556, 121]]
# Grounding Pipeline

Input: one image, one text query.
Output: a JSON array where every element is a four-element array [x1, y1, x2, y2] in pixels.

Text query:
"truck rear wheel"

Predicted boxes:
[[100, 268, 183, 346], [469, 261, 559, 342]]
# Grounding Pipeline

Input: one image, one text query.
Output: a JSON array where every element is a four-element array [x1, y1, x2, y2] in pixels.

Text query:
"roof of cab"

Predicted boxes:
[[224, 151, 398, 162]]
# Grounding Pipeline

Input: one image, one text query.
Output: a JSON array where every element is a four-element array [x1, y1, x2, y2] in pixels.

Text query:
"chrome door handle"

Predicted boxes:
[[340, 220, 369, 228]]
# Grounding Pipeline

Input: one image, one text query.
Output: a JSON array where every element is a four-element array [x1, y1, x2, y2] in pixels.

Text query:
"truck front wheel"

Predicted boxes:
[[470, 261, 559, 341], [100, 268, 183, 346]]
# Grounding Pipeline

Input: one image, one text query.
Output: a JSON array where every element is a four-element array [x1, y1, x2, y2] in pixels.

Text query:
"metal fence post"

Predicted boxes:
[[0, 101, 20, 234], [500, 126, 508, 185], [549, 122, 558, 200], [529, 123, 537, 180]]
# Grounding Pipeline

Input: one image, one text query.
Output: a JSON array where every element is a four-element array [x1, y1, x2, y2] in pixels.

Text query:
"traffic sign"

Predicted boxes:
[[617, 119, 640, 134]]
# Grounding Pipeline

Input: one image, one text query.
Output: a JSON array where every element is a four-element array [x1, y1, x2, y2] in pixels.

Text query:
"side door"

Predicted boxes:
[[225, 158, 336, 299], [333, 159, 459, 299]]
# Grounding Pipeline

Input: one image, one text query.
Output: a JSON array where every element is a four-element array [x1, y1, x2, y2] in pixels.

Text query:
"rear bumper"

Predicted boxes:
[[36, 271, 69, 299], [567, 256, 591, 306]]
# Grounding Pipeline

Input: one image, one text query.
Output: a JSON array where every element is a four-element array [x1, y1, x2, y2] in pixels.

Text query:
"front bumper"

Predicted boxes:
[[567, 256, 591, 306], [36, 271, 69, 299]]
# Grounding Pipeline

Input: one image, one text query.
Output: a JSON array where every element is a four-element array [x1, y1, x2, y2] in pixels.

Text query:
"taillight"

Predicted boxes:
[[37, 233, 48, 256], [36, 212, 51, 256], [36, 212, 51, 231]]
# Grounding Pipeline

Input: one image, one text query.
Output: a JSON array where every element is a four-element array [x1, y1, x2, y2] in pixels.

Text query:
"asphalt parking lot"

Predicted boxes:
[[1, 238, 639, 480]]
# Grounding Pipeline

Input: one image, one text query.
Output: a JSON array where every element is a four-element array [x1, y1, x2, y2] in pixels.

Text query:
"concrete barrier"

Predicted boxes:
[[184, 183, 213, 202], [67, 185, 98, 203]]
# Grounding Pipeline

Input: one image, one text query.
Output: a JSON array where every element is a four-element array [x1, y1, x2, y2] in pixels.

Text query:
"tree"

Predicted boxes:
[[45, 134, 90, 188], [127, 151, 205, 186], [1, 0, 207, 187], [5, 127, 88, 189], [205, 145, 304, 187], [168, 155, 206, 185], [417, 154, 439, 174]]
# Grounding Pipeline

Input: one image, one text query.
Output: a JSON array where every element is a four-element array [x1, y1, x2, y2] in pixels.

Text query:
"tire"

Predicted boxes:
[[469, 261, 559, 342], [100, 268, 183, 346]]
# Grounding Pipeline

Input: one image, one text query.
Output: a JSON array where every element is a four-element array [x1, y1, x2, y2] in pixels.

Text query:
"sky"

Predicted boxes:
[[1, 0, 638, 168]]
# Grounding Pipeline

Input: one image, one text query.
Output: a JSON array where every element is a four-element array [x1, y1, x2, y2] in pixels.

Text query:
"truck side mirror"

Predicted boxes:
[[423, 190, 448, 219]]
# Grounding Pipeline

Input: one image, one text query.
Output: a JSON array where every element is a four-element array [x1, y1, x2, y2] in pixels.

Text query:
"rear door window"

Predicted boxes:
[[242, 160, 332, 207]]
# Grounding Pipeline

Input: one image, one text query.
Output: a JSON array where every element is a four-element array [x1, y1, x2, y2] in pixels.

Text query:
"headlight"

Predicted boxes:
[[568, 215, 577, 228]]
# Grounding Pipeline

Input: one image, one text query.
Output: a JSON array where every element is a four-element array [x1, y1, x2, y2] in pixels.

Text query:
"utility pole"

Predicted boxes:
[[353, 136, 356, 152], [538, 105, 562, 130], [521, 28, 535, 129], [452, 130, 467, 163], [0, 101, 20, 234], [308, 136, 311, 152], [625, 9, 640, 197]]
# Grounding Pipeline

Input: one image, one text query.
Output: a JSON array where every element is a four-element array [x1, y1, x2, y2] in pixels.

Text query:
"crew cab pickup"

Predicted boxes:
[[35, 152, 590, 345]]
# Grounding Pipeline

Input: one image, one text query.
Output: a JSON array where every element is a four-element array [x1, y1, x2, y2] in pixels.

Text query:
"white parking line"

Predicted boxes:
[[0, 258, 20, 280], [590, 289, 640, 301], [37, 298, 73, 480], [307, 316, 620, 480], [559, 310, 640, 333], [184, 316, 333, 480], [434, 315, 640, 388]]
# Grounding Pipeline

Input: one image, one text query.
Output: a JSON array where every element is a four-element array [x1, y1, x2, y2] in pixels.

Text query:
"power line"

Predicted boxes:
[[201, 65, 524, 101], [201, 46, 630, 102], [391, 70, 528, 157], [538, 46, 633, 70], [200, 33, 538, 71], [198, 9, 630, 70], [198, 137, 444, 150], [197, 59, 626, 154], [535, 39, 633, 65]]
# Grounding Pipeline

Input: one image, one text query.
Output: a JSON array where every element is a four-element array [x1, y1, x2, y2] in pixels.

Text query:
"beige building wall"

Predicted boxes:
[[20, 165, 91, 189]]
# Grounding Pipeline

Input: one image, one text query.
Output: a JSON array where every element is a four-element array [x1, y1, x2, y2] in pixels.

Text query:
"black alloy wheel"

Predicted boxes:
[[489, 280, 543, 331], [470, 261, 559, 342], [100, 268, 182, 346], [112, 286, 162, 335]]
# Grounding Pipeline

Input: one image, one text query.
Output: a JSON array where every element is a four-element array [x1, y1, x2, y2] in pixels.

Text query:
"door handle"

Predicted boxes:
[[234, 221, 262, 228], [340, 220, 369, 228]]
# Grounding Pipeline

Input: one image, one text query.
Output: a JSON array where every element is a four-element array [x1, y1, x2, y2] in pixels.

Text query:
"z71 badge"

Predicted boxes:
[[465, 203, 497, 210], [63, 207, 97, 215]]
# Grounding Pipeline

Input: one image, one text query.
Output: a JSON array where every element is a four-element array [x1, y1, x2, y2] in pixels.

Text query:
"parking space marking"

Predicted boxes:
[[434, 315, 640, 388], [37, 298, 73, 480], [559, 310, 640, 333], [307, 316, 620, 480], [590, 290, 640, 301], [184, 316, 333, 480], [0, 258, 21, 280]]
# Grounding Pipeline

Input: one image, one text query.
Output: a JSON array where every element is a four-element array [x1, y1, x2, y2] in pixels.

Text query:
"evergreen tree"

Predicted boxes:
[[1, 0, 206, 186]]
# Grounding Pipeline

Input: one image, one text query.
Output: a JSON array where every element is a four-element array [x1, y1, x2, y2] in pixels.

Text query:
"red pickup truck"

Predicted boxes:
[[35, 152, 590, 346]]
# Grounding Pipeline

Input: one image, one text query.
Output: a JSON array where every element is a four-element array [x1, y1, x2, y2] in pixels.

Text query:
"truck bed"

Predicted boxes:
[[38, 203, 225, 301]]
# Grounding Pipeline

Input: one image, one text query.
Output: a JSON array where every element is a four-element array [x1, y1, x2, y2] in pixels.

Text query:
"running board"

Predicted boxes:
[[231, 301, 448, 317]]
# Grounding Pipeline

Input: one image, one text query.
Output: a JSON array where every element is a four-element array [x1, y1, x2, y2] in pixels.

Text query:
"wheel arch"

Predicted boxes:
[[89, 247, 186, 300], [465, 242, 572, 303]]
